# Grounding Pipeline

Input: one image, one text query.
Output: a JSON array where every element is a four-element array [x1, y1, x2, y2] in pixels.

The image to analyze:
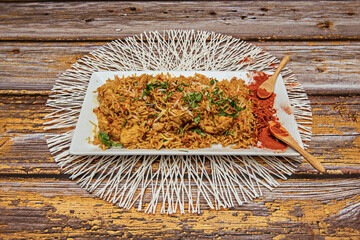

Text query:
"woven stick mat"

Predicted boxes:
[[44, 30, 312, 214]]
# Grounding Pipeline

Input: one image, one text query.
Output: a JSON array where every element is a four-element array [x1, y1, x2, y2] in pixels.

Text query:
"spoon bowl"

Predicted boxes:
[[257, 56, 290, 99]]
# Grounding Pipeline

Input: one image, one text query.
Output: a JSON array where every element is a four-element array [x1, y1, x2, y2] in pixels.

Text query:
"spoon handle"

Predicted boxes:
[[272, 55, 290, 80], [283, 136, 326, 173]]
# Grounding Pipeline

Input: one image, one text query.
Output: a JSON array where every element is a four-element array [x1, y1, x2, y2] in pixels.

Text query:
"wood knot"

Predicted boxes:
[[209, 11, 217, 16], [260, 7, 269, 12], [83, 17, 94, 23], [124, 7, 139, 12], [313, 58, 325, 62], [317, 21, 333, 29], [316, 66, 326, 73]]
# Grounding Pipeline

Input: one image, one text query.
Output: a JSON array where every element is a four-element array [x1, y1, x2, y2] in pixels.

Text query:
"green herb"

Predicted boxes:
[[132, 97, 139, 102], [184, 91, 203, 108], [119, 97, 125, 101], [163, 139, 168, 142], [98, 131, 122, 148], [224, 131, 233, 136], [235, 106, 246, 111], [194, 114, 201, 124], [191, 129, 206, 136], [210, 79, 219, 85], [218, 108, 240, 117], [176, 83, 189, 92], [164, 91, 173, 102], [142, 81, 170, 97], [148, 114, 159, 118], [179, 127, 184, 136], [141, 92, 147, 99], [122, 119, 127, 127]]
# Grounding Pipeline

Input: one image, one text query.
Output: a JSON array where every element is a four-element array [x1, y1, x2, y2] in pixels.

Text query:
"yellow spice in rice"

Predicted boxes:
[[92, 73, 258, 150]]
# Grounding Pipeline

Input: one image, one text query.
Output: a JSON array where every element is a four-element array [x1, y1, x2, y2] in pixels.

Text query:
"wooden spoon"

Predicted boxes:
[[257, 56, 290, 99], [269, 121, 326, 173]]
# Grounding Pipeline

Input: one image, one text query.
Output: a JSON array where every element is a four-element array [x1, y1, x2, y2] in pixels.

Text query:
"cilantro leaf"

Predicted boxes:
[[191, 129, 206, 136], [98, 131, 122, 148], [194, 114, 201, 124]]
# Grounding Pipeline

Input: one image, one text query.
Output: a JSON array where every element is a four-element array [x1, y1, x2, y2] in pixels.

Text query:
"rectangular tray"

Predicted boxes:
[[70, 71, 303, 156]]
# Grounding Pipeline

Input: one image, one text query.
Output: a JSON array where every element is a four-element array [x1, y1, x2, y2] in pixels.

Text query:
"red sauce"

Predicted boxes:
[[281, 105, 293, 115], [247, 71, 287, 151], [257, 88, 271, 97], [258, 127, 287, 150], [271, 122, 289, 137]]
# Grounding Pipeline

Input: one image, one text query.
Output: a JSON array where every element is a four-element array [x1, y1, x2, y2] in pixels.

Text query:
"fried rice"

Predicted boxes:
[[92, 73, 258, 150]]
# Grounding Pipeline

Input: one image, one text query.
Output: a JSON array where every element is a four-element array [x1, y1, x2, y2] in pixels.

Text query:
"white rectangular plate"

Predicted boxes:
[[70, 71, 303, 156]]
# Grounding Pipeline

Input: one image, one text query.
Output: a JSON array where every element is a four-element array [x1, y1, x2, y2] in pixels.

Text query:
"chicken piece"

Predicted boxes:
[[120, 124, 144, 145], [99, 87, 114, 99], [152, 122, 165, 132], [169, 109, 192, 127], [179, 112, 192, 124], [199, 115, 234, 134]]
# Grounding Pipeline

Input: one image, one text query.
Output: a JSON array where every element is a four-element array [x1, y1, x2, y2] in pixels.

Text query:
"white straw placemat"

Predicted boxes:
[[44, 30, 312, 214]]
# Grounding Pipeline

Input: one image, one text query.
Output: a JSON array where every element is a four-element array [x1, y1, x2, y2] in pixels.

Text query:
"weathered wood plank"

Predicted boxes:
[[0, 177, 359, 238], [1, 42, 360, 94], [0, 94, 358, 174], [0, 1, 359, 41]]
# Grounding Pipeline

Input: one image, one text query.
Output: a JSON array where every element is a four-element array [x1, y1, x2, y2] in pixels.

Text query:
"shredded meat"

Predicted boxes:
[[120, 124, 144, 145], [199, 115, 234, 134]]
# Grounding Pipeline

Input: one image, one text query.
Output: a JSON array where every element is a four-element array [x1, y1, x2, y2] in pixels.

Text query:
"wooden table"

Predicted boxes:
[[1, 1, 359, 239]]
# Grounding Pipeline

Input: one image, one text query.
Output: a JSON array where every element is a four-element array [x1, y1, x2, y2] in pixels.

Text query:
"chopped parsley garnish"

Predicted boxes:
[[224, 130, 233, 136], [184, 92, 203, 108], [142, 81, 170, 97], [122, 119, 127, 127], [164, 91, 173, 102], [148, 114, 159, 118], [176, 83, 189, 92], [98, 131, 122, 148], [191, 129, 206, 136], [218, 109, 239, 117], [194, 114, 201, 124], [179, 127, 184, 136]]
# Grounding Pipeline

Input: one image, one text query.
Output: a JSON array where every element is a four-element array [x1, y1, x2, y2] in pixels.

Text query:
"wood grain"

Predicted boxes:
[[0, 1, 359, 41], [1, 42, 360, 94], [1, 177, 359, 239]]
